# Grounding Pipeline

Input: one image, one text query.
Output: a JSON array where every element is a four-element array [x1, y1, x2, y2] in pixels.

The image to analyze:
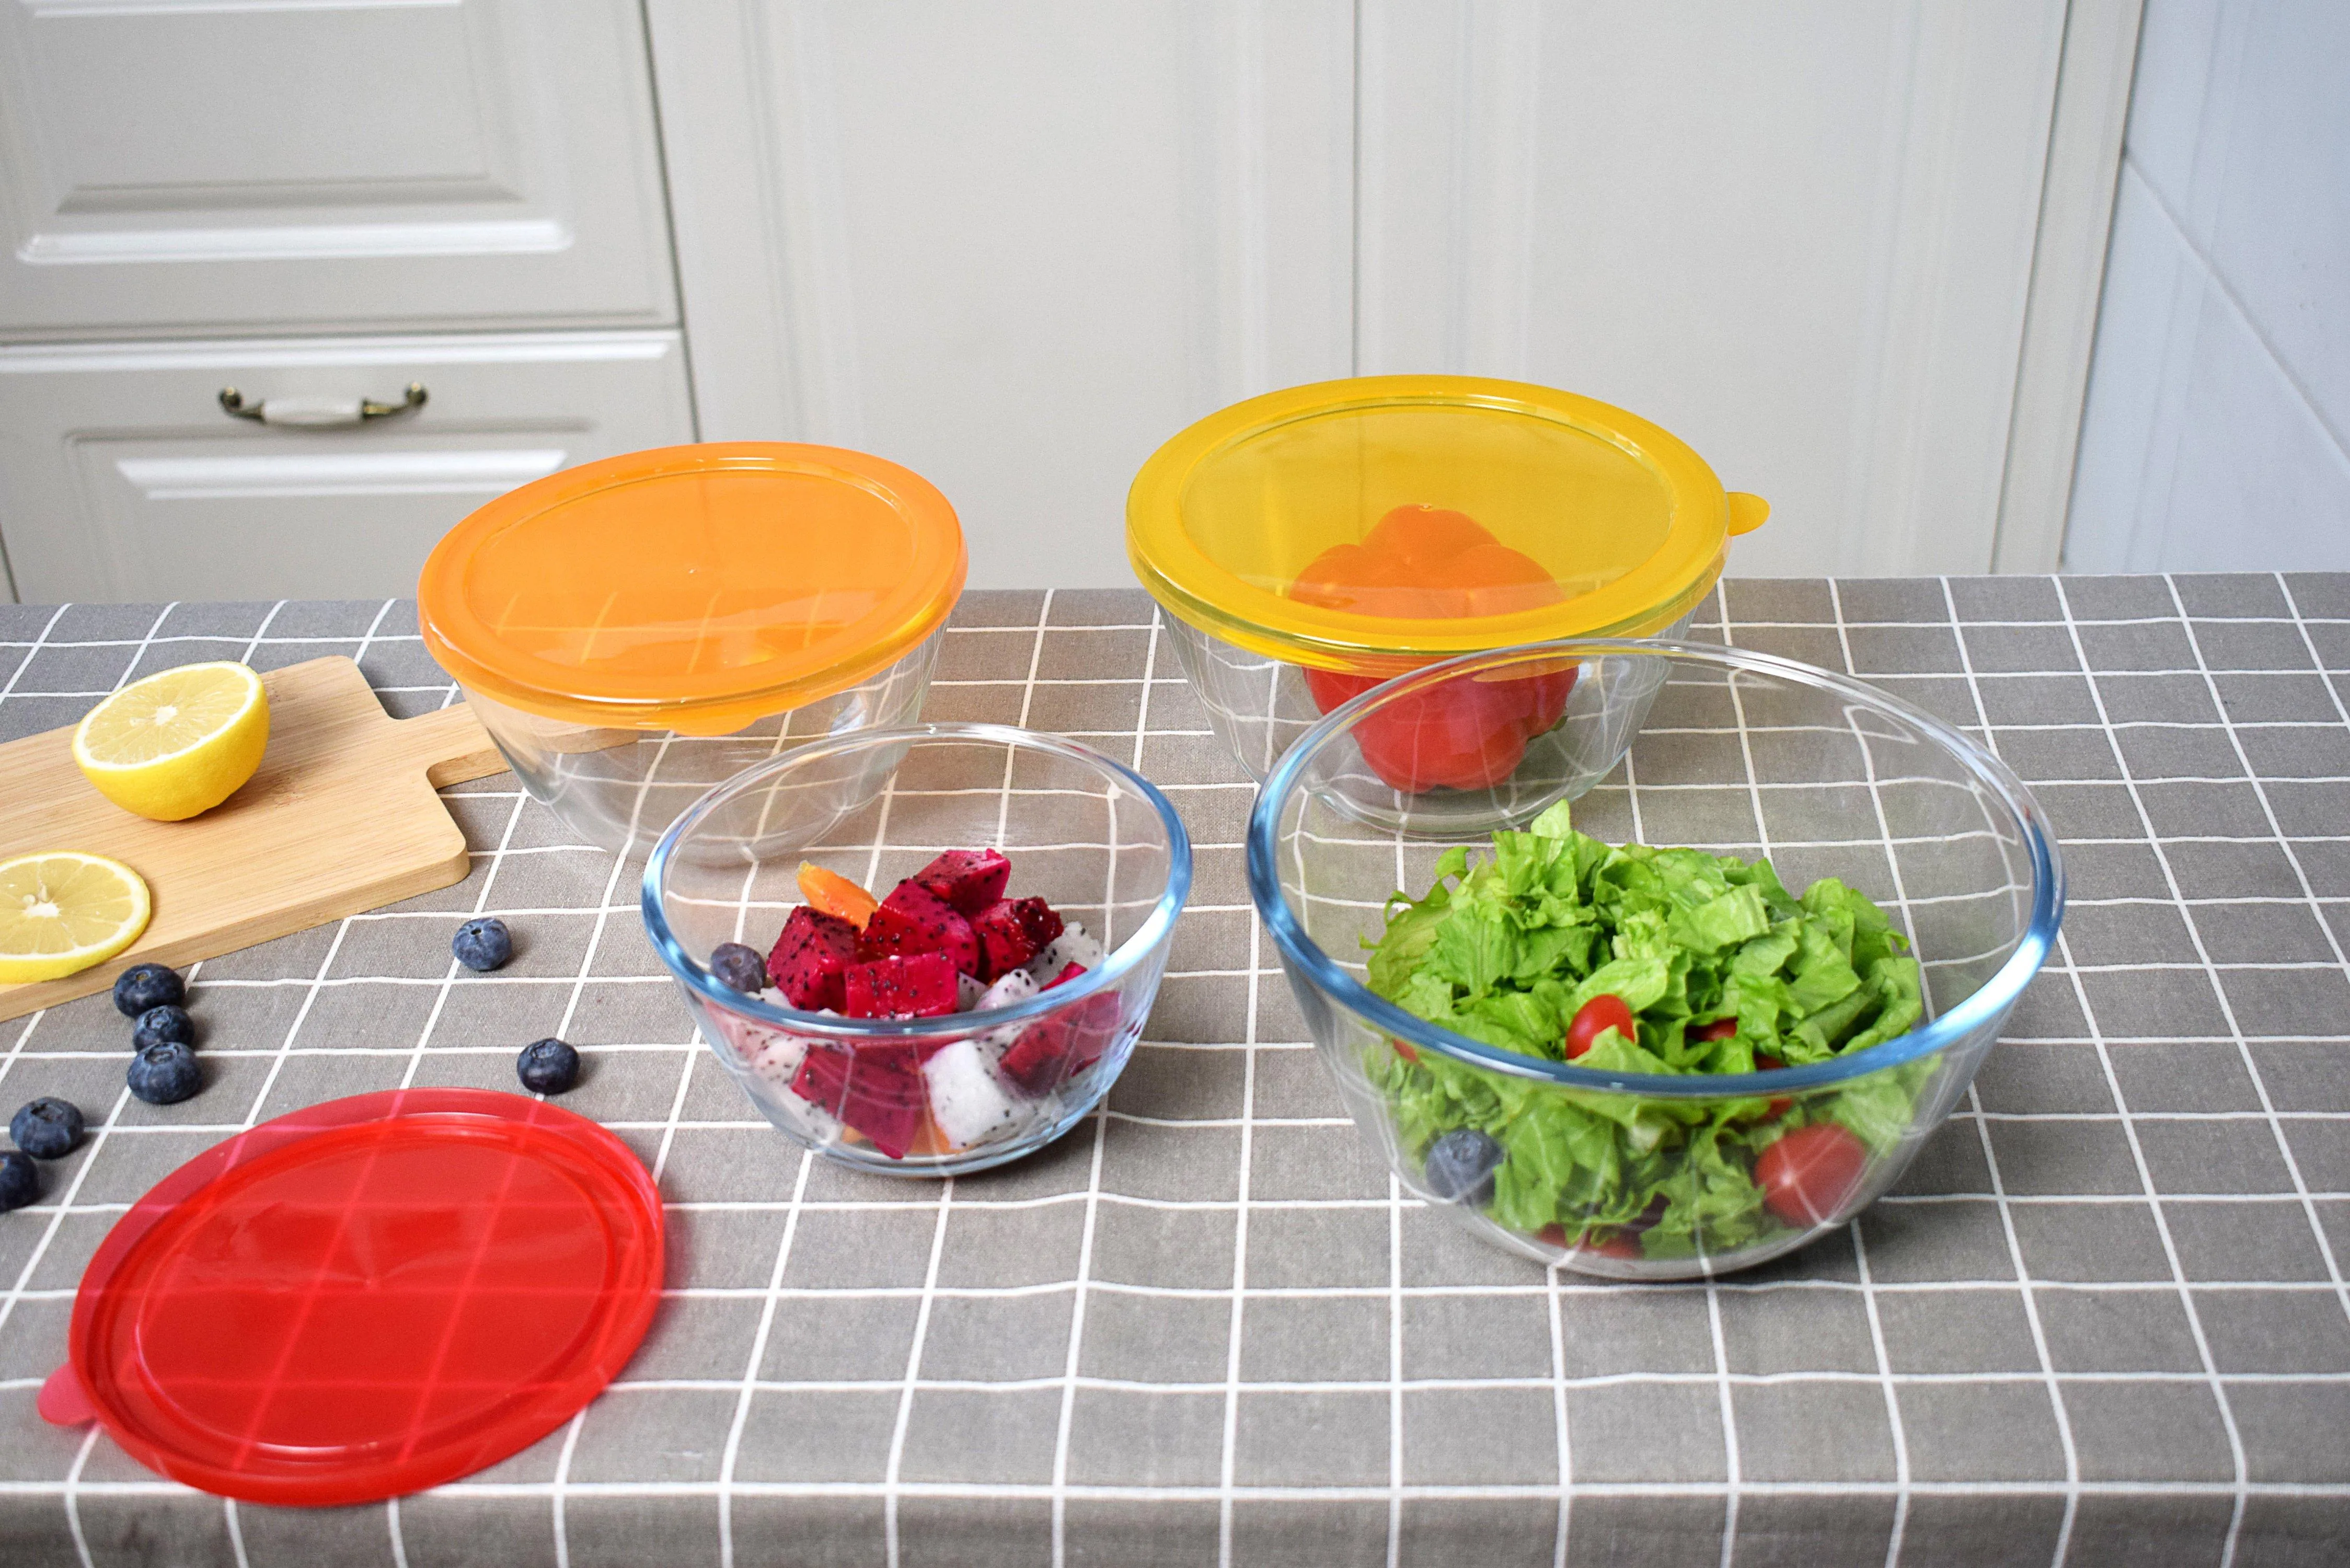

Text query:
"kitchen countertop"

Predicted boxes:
[[2, 578, 2347, 1568]]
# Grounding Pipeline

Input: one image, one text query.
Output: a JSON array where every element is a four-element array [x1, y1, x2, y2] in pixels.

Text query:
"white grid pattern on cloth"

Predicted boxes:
[[1933, 577, 2088, 1563], [0, 583, 2343, 1568]]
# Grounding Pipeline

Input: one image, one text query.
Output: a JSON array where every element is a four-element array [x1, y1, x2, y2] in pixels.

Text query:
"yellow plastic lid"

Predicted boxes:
[[1126, 376, 1767, 673], [420, 443, 965, 735]]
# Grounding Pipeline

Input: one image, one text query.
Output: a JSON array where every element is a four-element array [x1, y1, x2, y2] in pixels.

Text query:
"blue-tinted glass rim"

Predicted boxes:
[[644, 723, 1192, 1038], [1247, 638, 2065, 1099]]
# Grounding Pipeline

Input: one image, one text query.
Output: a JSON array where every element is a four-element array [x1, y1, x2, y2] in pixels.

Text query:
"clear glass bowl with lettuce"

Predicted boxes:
[[1248, 639, 2064, 1278]]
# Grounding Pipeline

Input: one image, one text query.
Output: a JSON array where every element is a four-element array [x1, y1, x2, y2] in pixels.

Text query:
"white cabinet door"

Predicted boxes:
[[0, 332, 693, 602], [653, 0, 2102, 584], [0, 0, 676, 338], [1356, 1, 2068, 577], [647, 0, 1356, 591]]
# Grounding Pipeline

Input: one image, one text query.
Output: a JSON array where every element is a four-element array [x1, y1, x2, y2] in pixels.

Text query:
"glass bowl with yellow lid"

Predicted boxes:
[[1127, 376, 1768, 819], [420, 443, 965, 858]]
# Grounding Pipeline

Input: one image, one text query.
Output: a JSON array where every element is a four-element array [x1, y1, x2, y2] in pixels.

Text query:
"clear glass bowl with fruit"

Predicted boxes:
[[642, 724, 1190, 1175], [1249, 639, 2063, 1278], [1126, 375, 1768, 789]]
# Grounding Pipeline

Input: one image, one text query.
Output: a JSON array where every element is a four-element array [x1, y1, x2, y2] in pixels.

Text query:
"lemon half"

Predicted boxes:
[[0, 852, 152, 983], [74, 662, 269, 821]]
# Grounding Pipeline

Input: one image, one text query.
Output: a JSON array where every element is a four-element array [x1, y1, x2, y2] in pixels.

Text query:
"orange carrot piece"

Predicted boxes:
[[798, 861, 880, 929]]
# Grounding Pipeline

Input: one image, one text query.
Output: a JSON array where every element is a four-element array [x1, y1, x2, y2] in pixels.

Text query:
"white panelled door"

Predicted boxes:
[[654, 0, 2111, 585], [0, 0, 677, 337], [648, 0, 1355, 590], [1357, 1, 2068, 577]]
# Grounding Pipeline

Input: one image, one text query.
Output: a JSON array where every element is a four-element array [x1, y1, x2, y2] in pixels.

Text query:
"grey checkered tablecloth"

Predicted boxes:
[[1, 578, 2347, 1568]]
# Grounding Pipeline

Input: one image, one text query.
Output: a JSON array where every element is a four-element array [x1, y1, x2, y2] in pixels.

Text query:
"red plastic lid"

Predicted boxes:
[[53, 1089, 662, 1506]]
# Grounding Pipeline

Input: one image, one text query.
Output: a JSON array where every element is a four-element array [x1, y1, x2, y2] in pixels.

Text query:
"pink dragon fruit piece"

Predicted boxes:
[[1041, 960, 1088, 990], [998, 984, 1122, 1096], [842, 950, 963, 1019], [790, 1043, 928, 1158], [1006, 896, 1065, 951], [912, 848, 1012, 915], [857, 881, 982, 976], [767, 906, 860, 1011], [970, 901, 1045, 979]]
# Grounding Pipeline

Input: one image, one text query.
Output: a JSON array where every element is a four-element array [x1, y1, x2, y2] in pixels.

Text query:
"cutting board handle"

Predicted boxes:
[[387, 700, 510, 788]]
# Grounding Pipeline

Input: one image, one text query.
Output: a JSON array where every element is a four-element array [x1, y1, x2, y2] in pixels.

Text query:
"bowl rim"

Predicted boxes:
[[1247, 637, 2065, 1099], [1124, 375, 1744, 671], [642, 722, 1193, 1039]]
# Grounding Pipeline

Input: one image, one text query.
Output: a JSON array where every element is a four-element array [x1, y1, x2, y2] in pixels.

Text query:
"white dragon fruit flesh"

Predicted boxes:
[[1026, 922, 1104, 982], [921, 1037, 1026, 1148], [978, 966, 1039, 1010]]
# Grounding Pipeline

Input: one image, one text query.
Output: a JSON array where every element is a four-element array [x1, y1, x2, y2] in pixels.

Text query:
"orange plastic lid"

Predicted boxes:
[[1126, 376, 1767, 675], [420, 443, 965, 735]]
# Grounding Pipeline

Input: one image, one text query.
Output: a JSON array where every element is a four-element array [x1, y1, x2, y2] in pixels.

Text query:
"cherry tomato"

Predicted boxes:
[[1694, 1017, 1739, 1043], [1750, 1051, 1793, 1117], [1391, 1037, 1419, 1064], [1566, 994, 1635, 1059], [1754, 1123, 1870, 1227]]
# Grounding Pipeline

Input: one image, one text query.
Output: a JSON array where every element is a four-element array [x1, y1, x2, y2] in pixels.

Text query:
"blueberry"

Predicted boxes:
[[517, 1037, 580, 1096], [452, 917, 514, 973], [709, 942, 767, 994], [112, 963, 185, 1018], [0, 1152, 36, 1212], [1423, 1128, 1504, 1205], [127, 1042, 201, 1106], [132, 1005, 194, 1052], [9, 1098, 83, 1160]]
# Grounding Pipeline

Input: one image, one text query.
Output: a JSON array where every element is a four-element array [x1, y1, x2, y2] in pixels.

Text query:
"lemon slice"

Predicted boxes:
[[73, 662, 270, 821], [0, 852, 152, 983]]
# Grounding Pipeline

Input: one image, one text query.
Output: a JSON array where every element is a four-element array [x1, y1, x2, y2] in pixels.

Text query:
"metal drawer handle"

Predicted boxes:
[[217, 382, 428, 428]]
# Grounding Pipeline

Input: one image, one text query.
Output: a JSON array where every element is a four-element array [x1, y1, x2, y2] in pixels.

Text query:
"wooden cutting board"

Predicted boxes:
[[0, 656, 510, 1020]]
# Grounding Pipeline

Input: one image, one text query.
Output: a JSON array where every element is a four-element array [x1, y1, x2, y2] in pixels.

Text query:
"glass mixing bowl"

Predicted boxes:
[[1248, 640, 2063, 1278], [1127, 375, 1768, 782], [643, 724, 1190, 1177], [422, 443, 965, 858]]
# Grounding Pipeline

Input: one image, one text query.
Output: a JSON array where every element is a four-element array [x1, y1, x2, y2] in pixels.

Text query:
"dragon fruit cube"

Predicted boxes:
[[922, 1038, 1026, 1149], [790, 1043, 927, 1158], [1007, 896, 1064, 950], [767, 906, 860, 1011], [998, 988, 1123, 1096], [843, 950, 962, 1018], [970, 900, 1044, 979], [857, 881, 982, 976], [912, 848, 1012, 915]]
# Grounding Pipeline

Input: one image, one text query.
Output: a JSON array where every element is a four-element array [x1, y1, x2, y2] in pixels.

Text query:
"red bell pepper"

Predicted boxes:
[[1291, 506, 1575, 792]]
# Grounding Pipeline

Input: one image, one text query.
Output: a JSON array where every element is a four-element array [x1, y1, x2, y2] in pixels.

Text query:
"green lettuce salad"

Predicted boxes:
[[1369, 800, 1928, 1258]]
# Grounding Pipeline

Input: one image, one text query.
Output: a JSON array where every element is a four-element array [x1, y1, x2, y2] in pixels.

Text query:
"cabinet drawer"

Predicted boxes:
[[0, 331, 694, 602], [0, 0, 675, 337]]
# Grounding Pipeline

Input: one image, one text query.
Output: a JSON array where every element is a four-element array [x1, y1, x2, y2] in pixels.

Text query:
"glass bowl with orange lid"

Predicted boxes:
[[1126, 376, 1769, 820], [420, 443, 965, 858]]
